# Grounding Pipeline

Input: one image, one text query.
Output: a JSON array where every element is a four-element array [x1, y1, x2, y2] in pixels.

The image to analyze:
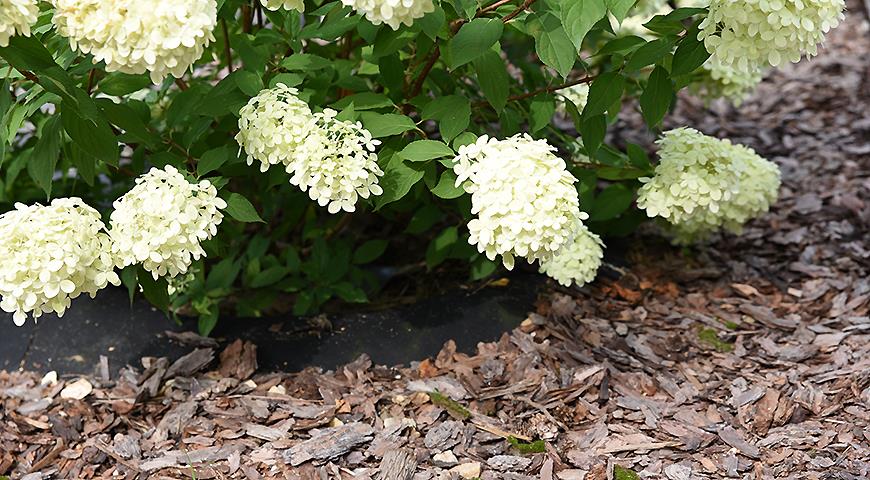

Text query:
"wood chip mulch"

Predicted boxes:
[[2, 6, 869, 480]]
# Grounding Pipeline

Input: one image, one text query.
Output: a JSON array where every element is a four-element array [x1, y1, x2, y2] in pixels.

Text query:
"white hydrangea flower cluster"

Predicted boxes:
[[260, 0, 304, 12], [0, 198, 120, 326], [109, 165, 227, 279], [340, 0, 435, 30], [453, 134, 581, 270], [237, 85, 384, 213], [289, 109, 383, 214], [539, 219, 605, 288], [236, 84, 314, 173], [52, 0, 217, 84], [699, 0, 846, 72], [695, 59, 764, 106], [0, 0, 39, 47], [558, 83, 590, 114], [637, 128, 781, 243]]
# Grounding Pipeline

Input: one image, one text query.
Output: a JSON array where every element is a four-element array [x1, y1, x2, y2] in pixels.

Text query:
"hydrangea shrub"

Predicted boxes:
[[0, 0, 845, 333]]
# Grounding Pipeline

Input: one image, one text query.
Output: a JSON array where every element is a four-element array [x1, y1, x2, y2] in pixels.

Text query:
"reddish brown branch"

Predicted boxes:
[[502, 0, 536, 22]]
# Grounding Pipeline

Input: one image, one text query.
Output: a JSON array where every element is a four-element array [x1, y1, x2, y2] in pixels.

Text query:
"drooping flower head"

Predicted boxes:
[[539, 218, 605, 287], [236, 83, 314, 173], [52, 0, 217, 83], [0, 198, 120, 326], [0, 0, 39, 47], [340, 0, 435, 30], [693, 58, 764, 106], [699, 0, 846, 72], [260, 0, 304, 12], [637, 127, 781, 243], [109, 165, 227, 279], [453, 134, 582, 270], [288, 109, 383, 214]]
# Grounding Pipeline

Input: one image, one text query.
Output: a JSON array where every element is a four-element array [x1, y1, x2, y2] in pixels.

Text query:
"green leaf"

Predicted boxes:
[[99, 73, 152, 96], [281, 53, 333, 71], [206, 257, 241, 291], [138, 268, 170, 313], [61, 102, 119, 166], [234, 70, 264, 96], [639, 66, 673, 128], [643, 7, 706, 35], [426, 226, 458, 268], [0, 35, 56, 71], [419, 5, 446, 39], [671, 24, 712, 76], [446, 18, 504, 69], [120, 267, 137, 305], [331, 92, 395, 110], [431, 170, 465, 199], [583, 72, 624, 118], [528, 12, 576, 79], [353, 239, 389, 264], [561, 0, 607, 51], [421, 95, 470, 142], [589, 183, 634, 221], [596, 35, 647, 57], [607, 0, 638, 22], [198, 145, 233, 176], [250, 266, 290, 288], [625, 38, 674, 72], [375, 154, 425, 208], [225, 192, 265, 222], [360, 112, 416, 138], [399, 140, 454, 162], [96, 98, 159, 147], [29, 116, 63, 197], [198, 310, 219, 337], [332, 282, 368, 303], [474, 50, 509, 113], [529, 95, 556, 134], [580, 114, 606, 156]]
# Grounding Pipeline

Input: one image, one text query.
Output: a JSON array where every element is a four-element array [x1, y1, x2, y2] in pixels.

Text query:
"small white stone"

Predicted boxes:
[[267, 384, 286, 395], [60, 378, 93, 400], [449, 462, 481, 479], [40, 371, 58, 387], [432, 450, 459, 468]]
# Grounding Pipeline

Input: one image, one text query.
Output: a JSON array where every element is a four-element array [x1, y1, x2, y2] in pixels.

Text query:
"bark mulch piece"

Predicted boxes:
[[2, 5, 869, 480]]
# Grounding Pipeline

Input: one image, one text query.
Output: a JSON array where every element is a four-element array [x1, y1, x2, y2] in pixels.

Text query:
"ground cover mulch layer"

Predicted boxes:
[[2, 5, 869, 480]]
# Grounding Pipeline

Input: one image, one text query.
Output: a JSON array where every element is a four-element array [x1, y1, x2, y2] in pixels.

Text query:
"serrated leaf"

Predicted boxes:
[[432, 170, 465, 199], [421, 95, 470, 141], [353, 239, 389, 264], [446, 18, 504, 69], [607, 0, 637, 22], [198, 145, 232, 176], [625, 38, 674, 72], [561, 0, 607, 51], [583, 72, 624, 118], [399, 140, 454, 162], [28, 116, 62, 197], [528, 12, 576, 79], [360, 112, 416, 138], [639, 66, 673, 128], [225, 192, 264, 222], [671, 24, 712, 76], [474, 50, 509, 113], [375, 154, 425, 208]]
